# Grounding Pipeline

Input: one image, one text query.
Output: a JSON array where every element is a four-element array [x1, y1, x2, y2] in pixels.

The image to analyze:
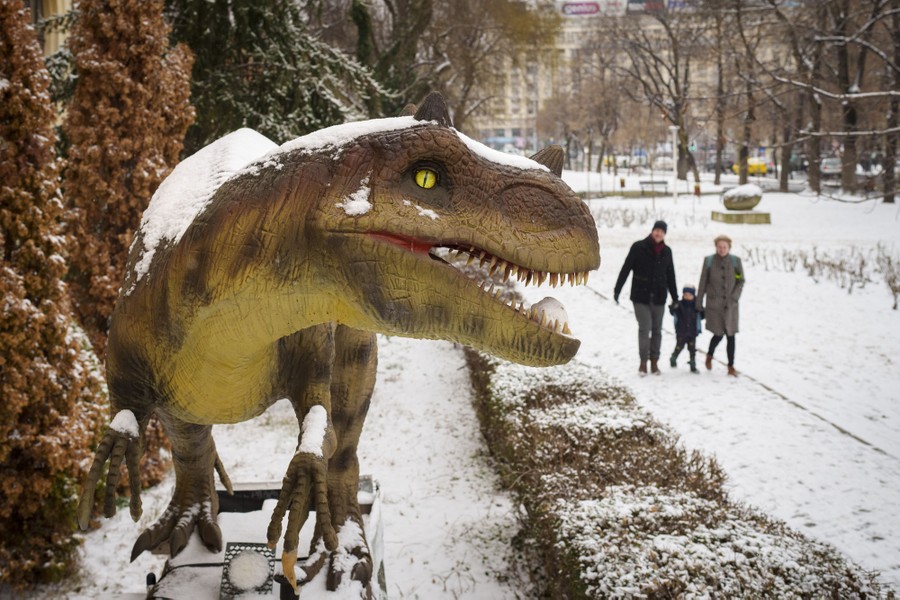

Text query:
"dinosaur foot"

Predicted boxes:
[[284, 518, 373, 596], [131, 498, 223, 561], [130, 455, 232, 561]]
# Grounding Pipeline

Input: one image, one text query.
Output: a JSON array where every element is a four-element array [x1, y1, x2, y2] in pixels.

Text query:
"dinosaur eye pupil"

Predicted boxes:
[[415, 168, 437, 189]]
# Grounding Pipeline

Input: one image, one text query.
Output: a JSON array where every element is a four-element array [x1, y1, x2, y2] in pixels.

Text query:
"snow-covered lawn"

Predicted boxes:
[[42, 177, 899, 598]]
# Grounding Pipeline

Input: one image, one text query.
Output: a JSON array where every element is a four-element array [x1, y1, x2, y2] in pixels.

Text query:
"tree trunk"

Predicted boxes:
[[781, 130, 793, 192], [739, 79, 753, 185], [714, 10, 725, 186], [884, 0, 899, 203], [835, 18, 859, 193]]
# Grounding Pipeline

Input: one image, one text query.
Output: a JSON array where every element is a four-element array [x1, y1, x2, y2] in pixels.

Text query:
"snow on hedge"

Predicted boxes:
[[555, 486, 881, 598], [467, 352, 891, 598]]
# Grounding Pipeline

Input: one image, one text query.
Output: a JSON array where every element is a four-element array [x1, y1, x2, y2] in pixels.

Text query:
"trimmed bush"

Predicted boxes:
[[465, 351, 894, 598]]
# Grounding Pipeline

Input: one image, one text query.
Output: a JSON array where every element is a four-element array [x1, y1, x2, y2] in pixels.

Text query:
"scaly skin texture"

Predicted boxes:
[[78, 93, 600, 595]]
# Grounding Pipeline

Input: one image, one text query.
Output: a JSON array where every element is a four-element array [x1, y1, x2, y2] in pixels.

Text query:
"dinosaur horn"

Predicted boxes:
[[398, 102, 417, 117], [529, 145, 565, 177], [414, 92, 453, 127]]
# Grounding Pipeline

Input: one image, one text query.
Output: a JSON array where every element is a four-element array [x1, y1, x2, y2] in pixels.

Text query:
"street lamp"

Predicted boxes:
[[669, 125, 679, 203]]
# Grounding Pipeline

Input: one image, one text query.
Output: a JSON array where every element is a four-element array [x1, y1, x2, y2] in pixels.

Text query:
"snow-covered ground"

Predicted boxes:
[[41, 172, 899, 598], [534, 172, 900, 589]]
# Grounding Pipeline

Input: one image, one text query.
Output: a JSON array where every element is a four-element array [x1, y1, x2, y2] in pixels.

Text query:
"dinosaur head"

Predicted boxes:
[[276, 93, 600, 367]]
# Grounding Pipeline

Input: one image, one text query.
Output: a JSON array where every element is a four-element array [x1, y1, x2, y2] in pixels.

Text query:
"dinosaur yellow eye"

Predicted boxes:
[[415, 168, 437, 189]]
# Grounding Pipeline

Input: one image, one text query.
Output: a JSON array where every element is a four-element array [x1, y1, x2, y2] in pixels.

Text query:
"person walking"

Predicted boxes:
[[669, 284, 702, 373], [697, 234, 745, 376], [614, 220, 678, 375]]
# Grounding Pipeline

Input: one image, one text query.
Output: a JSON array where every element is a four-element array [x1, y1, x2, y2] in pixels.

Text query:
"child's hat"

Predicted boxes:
[[683, 284, 696, 295]]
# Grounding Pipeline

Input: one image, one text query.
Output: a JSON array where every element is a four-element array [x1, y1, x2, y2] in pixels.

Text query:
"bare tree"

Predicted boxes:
[[741, 0, 900, 200], [420, 0, 559, 132], [604, 9, 711, 187]]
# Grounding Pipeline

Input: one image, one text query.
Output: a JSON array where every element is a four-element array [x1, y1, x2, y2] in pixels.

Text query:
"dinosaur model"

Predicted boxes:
[[77, 92, 600, 595]]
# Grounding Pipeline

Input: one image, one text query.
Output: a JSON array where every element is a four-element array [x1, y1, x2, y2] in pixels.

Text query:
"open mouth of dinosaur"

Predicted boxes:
[[368, 232, 590, 337]]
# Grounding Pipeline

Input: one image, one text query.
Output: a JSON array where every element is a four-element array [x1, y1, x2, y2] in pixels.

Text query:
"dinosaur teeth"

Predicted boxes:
[[503, 263, 513, 283], [489, 256, 500, 276], [525, 270, 533, 286], [563, 322, 572, 335], [537, 271, 547, 287], [550, 272, 558, 287]]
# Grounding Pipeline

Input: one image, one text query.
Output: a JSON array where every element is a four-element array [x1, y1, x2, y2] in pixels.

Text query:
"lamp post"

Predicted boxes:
[[669, 125, 679, 203]]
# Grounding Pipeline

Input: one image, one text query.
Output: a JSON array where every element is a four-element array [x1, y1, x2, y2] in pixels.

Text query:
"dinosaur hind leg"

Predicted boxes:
[[130, 418, 225, 560], [322, 325, 378, 591]]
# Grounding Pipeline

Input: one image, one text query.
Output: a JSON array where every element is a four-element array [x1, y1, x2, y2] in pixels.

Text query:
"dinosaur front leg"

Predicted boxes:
[[267, 405, 338, 591], [130, 418, 231, 560], [267, 324, 339, 592]]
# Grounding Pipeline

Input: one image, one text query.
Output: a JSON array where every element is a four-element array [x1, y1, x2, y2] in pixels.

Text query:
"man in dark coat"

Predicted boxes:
[[614, 220, 679, 374]]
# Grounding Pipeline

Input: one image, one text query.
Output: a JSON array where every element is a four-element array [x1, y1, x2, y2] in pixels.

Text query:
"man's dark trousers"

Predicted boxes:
[[633, 302, 665, 361]]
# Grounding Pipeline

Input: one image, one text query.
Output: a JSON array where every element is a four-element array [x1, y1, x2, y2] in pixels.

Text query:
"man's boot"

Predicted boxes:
[[705, 354, 713, 370], [689, 357, 699, 373], [650, 358, 661, 374], [727, 365, 738, 377], [669, 351, 678, 368], [639, 360, 648, 374]]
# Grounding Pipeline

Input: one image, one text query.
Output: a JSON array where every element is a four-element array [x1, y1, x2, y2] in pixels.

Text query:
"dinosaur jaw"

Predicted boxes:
[[356, 231, 591, 366]]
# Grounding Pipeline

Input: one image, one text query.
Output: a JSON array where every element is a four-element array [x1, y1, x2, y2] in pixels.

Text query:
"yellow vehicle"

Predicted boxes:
[[732, 157, 768, 175]]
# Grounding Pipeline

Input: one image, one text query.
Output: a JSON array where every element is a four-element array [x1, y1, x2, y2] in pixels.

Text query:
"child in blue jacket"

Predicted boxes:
[[669, 285, 703, 373]]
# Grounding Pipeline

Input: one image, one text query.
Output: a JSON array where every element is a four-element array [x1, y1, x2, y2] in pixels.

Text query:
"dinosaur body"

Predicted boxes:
[[78, 94, 600, 595]]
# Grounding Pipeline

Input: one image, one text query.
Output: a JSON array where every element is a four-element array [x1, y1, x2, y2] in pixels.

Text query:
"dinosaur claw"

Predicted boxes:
[[351, 560, 372, 584], [170, 529, 188, 557], [199, 520, 223, 553], [324, 527, 338, 552], [129, 495, 142, 522], [131, 530, 153, 562], [76, 493, 94, 531], [282, 549, 299, 593]]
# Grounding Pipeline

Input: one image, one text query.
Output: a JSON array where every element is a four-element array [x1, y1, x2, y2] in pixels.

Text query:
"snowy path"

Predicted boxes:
[[357, 336, 520, 599]]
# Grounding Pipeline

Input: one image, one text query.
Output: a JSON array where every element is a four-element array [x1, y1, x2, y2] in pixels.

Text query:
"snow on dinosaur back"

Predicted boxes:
[[128, 128, 278, 291]]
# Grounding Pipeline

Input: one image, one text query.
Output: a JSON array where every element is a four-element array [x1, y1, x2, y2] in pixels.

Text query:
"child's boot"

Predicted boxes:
[[670, 345, 681, 368]]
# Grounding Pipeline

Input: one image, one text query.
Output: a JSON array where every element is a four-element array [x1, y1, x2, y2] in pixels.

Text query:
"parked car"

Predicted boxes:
[[731, 157, 768, 175], [705, 157, 734, 172], [820, 157, 842, 179], [652, 155, 674, 170], [789, 153, 809, 173]]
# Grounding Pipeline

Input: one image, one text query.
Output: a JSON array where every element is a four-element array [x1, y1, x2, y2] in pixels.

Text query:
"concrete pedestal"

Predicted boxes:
[[711, 210, 771, 224]]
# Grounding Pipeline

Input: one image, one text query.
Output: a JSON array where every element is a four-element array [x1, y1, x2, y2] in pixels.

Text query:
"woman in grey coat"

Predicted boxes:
[[697, 235, 745, 376]]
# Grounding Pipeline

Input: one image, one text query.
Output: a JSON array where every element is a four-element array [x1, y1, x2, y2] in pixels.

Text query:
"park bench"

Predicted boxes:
[[639, 180, 668, 195]]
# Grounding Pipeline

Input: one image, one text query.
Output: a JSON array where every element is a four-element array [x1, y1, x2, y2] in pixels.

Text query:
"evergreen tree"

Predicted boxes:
[[63, 0, 194, 354], [0, 0, 107, 586], [166, 0, 385, 154], [62, 0, 195, 490]]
